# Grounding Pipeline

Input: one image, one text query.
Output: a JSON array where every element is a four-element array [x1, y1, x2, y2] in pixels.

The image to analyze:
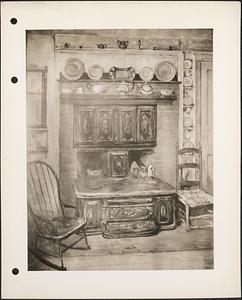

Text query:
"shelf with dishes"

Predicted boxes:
[[60, 58, 180, 82], [55, 47, 180, 55], [59, 59, 180, 100], [59, 78, 181, 85], [58, 72, 180, 84], [59, 82, 178, 102], [60, 94, 177, 105], [55, 37, 180, 52]]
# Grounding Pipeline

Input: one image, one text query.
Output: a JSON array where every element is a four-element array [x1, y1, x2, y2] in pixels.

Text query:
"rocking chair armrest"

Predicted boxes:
[[34, 215, 57, 235], [62, 202, 80, 217]]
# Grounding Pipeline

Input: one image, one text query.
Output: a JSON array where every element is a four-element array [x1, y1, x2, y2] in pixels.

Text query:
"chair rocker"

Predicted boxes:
[[27, 161, 90, 271]]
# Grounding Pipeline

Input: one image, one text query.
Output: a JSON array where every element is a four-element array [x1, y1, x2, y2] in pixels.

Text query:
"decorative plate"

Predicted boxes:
[[155, 62, 176, 81], [184, 129, 191, 140], [183, 59, 192, 69], [184, 106, 192, 114], [62, 58, 84, 80], [184, 69, 193, 77], [87, 64, 104, 80], [183, 76, 193, 87], [139, 67, 154, 82], [184, 95, 193, 105], [183, 117, 193, 127], [183, 141, 194, 148], [184, 87, 193, 97]]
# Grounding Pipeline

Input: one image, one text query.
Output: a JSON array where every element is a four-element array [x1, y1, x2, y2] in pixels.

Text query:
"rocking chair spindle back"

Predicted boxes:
[[27, 161, 64, 218]]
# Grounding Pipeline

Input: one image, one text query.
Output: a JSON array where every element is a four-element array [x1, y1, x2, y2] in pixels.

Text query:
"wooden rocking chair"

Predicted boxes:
[[27, 161, 90, 271]]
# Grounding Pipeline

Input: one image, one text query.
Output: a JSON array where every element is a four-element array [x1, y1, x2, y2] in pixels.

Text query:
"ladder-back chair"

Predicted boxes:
[[176, 145, 213, 230], [27, 161, 90, 271], [176, 147, 202, 190]]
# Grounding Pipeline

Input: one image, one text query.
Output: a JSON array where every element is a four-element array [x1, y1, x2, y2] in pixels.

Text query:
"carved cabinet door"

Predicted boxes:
[[110, 151, 129, 177], [119, 106, 136, 143], [96, 107, 114, 144], [156, 195, 175, 226], [74, 106, 95, 146], [83, 200, 102, 234], [137, 106, 157, 143]]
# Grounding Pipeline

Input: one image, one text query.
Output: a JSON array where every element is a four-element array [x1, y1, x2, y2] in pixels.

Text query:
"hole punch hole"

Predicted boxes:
[[11, 77, 18, 84], [10, 18, 17, 25], [12, 268, 19, 275]]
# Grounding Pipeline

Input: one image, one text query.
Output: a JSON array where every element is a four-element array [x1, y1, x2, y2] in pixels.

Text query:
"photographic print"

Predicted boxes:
[[26, 29, 214, 271], [2, 2, 240, 298]]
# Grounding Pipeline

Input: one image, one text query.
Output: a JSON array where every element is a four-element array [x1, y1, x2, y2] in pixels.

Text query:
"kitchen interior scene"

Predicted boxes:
[[27, 29, 213, 271]]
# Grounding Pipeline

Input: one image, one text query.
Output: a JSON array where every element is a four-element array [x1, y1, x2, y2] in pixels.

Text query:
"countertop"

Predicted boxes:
[[74, 175, 176, 199]]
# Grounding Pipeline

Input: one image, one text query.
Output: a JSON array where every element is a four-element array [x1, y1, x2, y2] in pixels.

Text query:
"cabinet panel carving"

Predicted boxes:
[[137, 106, 157, 143], [119, 107, 136, 143], [74, 107, 95, 145], [74, 105, 157, 148], [76, 193, 176, 237], [109, 206, 153, 221], [96, 108, 113, 143], [156, 195, 175, 225], [110, 151, 129, 177], [105, 220, 155, 232], [113, 109, 119, 143], [80, 200, 102, 234]]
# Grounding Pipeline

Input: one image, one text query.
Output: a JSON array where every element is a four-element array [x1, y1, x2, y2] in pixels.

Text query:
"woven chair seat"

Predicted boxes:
[[177, 189, 213, 208]]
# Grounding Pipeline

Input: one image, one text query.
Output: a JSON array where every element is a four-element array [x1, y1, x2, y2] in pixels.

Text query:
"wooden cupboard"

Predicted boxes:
[[77, 195, 176, 237], [73, 105, 157, 148], [74, 176, 176, 237]]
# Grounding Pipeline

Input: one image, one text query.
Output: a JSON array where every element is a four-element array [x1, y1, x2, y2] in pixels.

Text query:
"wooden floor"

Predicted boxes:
[[28, 223, 213, 271]]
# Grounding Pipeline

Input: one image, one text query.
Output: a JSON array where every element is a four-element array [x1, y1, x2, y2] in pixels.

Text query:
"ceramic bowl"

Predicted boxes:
[[86, 83, 109, 94], [114, 82, 134, 93], [159, 89, 174, 96], [137, 83, 153, 96]]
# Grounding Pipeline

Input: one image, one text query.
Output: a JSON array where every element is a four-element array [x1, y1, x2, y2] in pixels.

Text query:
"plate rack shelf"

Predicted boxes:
[[59, 94, 177, 104], [58, 72, 180, 83], [59, 72, 180, 102]]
